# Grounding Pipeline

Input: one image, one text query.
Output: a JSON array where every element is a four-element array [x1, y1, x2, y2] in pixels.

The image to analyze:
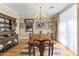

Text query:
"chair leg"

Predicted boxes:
[[33, 45, 35, 56], [48, 45, 50, 56], [51, 44, 54, 56], [29, 44, 31, 56]]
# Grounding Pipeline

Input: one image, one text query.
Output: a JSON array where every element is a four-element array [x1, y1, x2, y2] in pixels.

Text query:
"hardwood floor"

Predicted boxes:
[[0, 39, 75, 56], [0, 39, 28, 56]]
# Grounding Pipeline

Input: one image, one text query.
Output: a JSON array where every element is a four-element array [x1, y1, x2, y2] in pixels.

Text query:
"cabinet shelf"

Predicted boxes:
[[0, 13, 18, 52], [0, 22, 5, 24]]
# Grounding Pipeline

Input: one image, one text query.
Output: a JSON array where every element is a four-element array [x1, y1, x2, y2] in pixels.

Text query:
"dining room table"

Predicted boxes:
[[29, 34, 54, 56]]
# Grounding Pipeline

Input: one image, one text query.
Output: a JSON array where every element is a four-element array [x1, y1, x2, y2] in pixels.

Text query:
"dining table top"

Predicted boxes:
[[29, 34, 54, 44]]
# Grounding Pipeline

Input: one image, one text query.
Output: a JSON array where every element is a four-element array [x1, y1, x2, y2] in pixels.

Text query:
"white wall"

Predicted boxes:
[[77, 4, 79, 55], [58, 4, 77, 54]]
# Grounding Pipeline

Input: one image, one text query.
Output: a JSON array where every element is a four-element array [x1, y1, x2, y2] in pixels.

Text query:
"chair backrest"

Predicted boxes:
[[33, 39, 40, 45], [33, 39, 51, 56], [32, 39, 40, 56], [44, 39, 51, 44], [29, 33, 34, 40], [50, 33, 54, 40], [43, 39, 51, 56]]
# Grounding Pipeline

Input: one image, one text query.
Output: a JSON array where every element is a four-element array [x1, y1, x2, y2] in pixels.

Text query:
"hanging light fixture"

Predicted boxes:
[[39, 6, 42, 20], [35, 6, 46, 20]]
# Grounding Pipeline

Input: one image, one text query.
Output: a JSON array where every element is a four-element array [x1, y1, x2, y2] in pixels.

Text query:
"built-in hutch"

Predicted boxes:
[[0, 13, 18, 52]]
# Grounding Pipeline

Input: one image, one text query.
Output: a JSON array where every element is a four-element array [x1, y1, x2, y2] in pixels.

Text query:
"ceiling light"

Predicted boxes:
[[35, 6, 46, 20]]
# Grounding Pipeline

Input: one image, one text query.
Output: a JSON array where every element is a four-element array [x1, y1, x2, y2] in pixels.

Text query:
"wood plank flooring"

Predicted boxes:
[[0, 39, 75, 56]]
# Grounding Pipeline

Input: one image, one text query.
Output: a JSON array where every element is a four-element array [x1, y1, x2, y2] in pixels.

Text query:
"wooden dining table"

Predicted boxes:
[[29, 34, 54, 56]]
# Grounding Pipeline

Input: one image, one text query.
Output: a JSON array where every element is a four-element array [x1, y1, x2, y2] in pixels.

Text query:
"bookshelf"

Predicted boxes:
[[0, 13, 18, 52]]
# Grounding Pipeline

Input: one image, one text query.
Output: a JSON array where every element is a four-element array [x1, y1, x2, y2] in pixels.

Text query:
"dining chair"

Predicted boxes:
[[50, 33, 53, 40], [27, 33, 34, 56], [32, 39, 53, 56], [32, 39, 40, 56], [44, 39, 54, 56], [50, 33, 56, 41], [29, 33, 34, 40]]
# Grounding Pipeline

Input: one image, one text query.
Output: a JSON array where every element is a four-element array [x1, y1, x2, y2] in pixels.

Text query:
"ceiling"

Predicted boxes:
[[4, 3, 70, 18]]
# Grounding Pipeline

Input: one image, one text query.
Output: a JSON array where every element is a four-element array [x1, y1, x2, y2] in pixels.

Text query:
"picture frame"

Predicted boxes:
[[46, 21, 52, 29], [36, 21, 46, 29], [25, 19, 34, 32]]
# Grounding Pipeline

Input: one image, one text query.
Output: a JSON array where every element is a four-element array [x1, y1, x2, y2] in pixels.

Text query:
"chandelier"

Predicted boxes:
[[39, 7, 42, 20], [35, 6, 46, 20]]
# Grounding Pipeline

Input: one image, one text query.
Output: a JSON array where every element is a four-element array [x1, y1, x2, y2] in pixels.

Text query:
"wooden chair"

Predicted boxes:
[[32, 39, 53, 56], [32, 39, 40, 56], [44, 39, 54, 56], [50, 33, 56, 41], [28, 33, 34, 56], [29, 33, 34, 40]]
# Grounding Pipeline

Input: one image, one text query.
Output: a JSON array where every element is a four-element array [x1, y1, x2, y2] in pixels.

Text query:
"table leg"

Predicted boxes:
[[38, 43, 45, 56], [29, 44, 31, 56]]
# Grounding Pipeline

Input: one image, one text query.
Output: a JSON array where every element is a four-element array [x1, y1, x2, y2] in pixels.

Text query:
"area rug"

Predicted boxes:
[[19, 45, 64, 56]]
